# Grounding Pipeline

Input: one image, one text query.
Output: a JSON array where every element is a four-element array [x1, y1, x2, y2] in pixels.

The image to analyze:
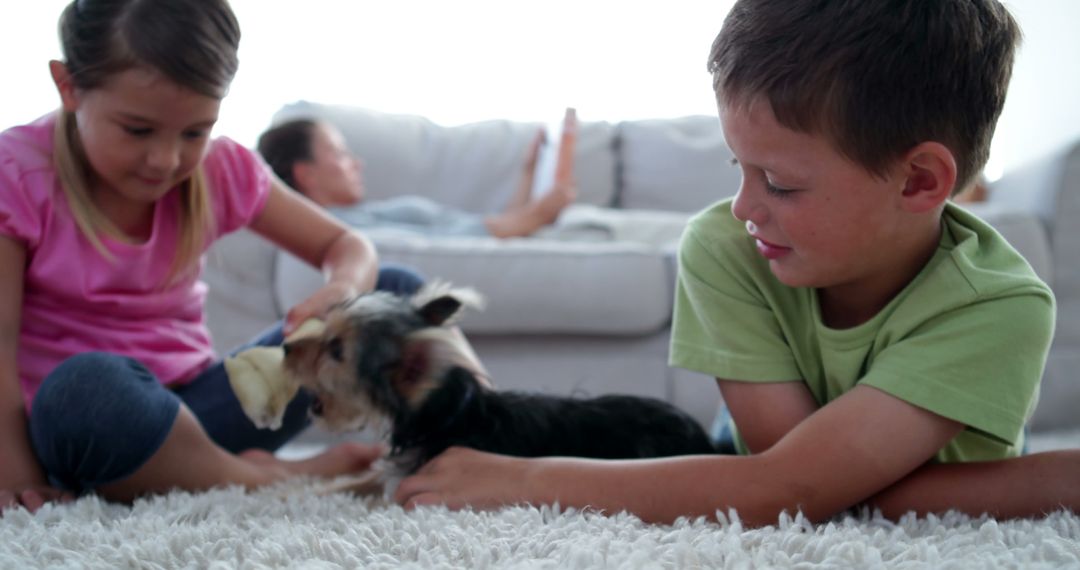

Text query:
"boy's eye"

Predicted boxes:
[[764, 181, 796, 198]]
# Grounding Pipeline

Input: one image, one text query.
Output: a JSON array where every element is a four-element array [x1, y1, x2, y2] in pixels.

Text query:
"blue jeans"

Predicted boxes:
[[29, 264, 424, 492]]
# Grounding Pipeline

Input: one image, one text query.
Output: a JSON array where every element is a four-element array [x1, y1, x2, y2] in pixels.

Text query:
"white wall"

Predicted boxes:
[[2, 1, 1077, 177], [990, 0, 1080, 179]]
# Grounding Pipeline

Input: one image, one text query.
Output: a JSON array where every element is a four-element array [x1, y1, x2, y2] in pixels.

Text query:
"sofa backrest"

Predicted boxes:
[[615, 116, 740, 212], [272, 101, 619, 211]]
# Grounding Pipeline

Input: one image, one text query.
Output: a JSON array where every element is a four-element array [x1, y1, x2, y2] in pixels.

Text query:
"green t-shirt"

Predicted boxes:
[[670, 199, 1055, 462]]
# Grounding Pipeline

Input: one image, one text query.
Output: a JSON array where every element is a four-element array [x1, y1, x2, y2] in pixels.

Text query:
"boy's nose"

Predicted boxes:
[[730, 184, 766, 225]]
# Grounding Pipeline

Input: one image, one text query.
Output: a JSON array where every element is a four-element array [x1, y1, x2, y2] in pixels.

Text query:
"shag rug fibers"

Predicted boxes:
[[2, 430, 1078, 569]]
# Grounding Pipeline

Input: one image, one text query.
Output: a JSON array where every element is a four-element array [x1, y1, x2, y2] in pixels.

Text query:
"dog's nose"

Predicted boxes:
[[281, 342, 292, 356], [311, 397, 324, 416]]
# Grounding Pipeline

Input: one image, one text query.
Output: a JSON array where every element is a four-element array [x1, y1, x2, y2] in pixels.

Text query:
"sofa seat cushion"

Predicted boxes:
[[273, 229, 676, 336]]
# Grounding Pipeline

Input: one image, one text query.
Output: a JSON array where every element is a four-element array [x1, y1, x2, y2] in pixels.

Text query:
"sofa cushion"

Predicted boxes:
[[272, 101, 619, 210], [617, 115, 740, 212], [273, 229, 676, 336], [203, 230, 283, 354]]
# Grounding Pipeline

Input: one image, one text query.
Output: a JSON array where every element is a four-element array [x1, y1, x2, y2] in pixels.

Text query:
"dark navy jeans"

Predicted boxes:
[[29, 264, 423, 492]]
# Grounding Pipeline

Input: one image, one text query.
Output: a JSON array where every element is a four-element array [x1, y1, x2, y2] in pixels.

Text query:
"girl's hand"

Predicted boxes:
[[0, 485, 75, 514], [393, 447, 539, 511], [283, 280, 359, 335]]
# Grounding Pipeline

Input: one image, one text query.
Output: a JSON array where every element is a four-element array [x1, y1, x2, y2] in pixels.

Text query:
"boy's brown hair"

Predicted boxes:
[[708, 0, 1020, 194]]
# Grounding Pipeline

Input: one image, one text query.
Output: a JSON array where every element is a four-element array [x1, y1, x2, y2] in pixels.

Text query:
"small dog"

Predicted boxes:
[[283, 282, 716, 486]]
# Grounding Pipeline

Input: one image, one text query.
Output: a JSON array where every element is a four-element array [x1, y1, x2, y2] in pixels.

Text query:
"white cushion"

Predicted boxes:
[[273, 229, 675, 336], [203, 230, 283, 354], [617, 116, 740, 212]]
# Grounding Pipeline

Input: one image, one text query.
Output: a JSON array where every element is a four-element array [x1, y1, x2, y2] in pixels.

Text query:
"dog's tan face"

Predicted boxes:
[[282, 302, 386, 432], [282, 285, 484, 433]]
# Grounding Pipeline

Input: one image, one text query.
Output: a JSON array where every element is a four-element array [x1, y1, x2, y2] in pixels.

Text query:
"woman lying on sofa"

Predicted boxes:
[[256, 114, 578, 238]]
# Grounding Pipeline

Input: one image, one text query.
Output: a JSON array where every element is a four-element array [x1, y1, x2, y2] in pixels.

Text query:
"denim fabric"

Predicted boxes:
[[709, 406, 739, 455], [29, 263, 424, 492]]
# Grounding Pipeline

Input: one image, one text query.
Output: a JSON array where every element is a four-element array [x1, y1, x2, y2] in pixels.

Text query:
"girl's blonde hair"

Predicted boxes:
[[54, 0, 241, 285]]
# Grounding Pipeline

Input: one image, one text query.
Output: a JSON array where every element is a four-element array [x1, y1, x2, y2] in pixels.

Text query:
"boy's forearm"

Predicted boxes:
[[867, 451, 1080, 519], [528, 454, 803, 526]]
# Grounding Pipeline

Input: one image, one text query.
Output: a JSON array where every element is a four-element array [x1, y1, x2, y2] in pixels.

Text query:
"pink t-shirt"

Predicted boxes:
[[0, 113, 271, 409]]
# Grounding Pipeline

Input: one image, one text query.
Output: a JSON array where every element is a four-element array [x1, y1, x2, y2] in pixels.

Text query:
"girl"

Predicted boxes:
[[0, 0, 419, 512]]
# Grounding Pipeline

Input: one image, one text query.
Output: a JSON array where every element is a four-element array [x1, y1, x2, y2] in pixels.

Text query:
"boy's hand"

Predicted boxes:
[[0, 485, 74, 514], [394, 447, 536, 511]]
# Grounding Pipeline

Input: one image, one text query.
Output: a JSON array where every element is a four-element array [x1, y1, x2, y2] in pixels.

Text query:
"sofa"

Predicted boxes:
[[203, 100, 1079, 432]]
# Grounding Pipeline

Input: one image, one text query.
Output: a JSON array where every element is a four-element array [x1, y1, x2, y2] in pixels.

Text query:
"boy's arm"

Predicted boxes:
[[717, 379, 818, 453], [398, 384, 965, 526], [866, 449, 1080, 519], [720, 378, 1080, 520]]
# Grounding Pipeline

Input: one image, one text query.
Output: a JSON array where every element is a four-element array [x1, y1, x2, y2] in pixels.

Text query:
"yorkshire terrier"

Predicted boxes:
[[282, 282, 716, 491]]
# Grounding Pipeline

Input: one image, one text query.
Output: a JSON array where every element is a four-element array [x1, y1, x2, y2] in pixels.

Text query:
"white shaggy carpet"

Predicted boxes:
[[2, 430, 1077, 569]]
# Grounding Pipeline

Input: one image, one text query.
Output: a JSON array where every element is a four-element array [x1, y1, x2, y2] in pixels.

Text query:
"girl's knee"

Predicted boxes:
[[33, 352, 157, 417], [30, 352, 180, 490]]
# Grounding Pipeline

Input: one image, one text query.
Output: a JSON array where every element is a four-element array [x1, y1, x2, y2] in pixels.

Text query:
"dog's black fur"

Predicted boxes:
[[392, 365, 717, 473], [284, 284, 717, 476]]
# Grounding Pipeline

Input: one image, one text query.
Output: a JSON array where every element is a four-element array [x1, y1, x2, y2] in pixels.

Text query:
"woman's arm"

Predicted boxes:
[[397, 385, 964, 526], [248, 179, 379, 332]]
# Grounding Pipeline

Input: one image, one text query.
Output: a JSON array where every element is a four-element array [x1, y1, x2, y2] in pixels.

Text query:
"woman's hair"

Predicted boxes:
[[53, 0, 241, 284], [256, 119, 318, 192]]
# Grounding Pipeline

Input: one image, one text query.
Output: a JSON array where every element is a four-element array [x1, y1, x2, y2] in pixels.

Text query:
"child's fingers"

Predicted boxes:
[[19, 489, 44, 513]]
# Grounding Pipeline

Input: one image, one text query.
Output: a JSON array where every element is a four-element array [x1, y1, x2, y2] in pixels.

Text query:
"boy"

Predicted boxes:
[[393, 0, 1080, 526]]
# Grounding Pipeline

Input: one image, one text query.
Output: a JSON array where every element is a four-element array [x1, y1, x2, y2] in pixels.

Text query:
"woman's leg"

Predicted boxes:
[[374, 262, 425, 296]]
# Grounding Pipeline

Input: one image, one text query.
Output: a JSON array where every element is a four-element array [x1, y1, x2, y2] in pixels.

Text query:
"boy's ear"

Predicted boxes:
[[49, 60, 79, 112], [898, 142, 957, 213]]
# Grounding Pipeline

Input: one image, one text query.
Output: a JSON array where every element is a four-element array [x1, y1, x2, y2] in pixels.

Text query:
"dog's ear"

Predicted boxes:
[[418, 296, 463, 326], [411, 281, 485, 326]]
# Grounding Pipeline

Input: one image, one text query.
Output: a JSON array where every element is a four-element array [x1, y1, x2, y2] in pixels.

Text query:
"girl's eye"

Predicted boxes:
[[182, 130, 208, 140], [764, 181, 796, 198], [124, 126, 152, 137], [326, 338, 344, 362]]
